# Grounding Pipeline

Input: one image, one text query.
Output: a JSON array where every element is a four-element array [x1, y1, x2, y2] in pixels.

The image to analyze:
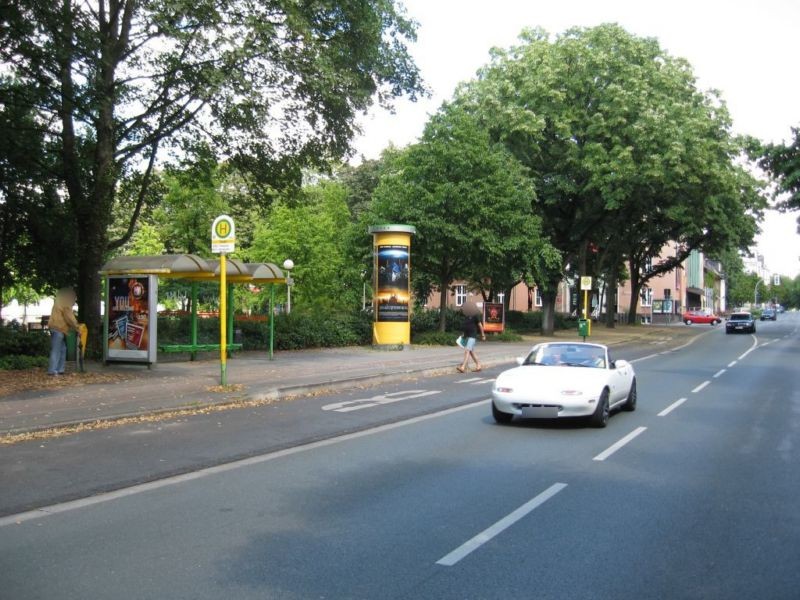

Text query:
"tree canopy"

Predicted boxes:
[[0, 0, 424, 350], [371, 102, 554, 330]]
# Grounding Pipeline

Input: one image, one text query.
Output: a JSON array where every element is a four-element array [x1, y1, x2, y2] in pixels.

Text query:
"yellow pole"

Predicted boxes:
[[220, 253, 227, 386], [583, 289, 590, 336]]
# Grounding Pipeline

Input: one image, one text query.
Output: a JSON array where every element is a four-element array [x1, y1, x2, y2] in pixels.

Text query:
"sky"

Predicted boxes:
[[351, 0, 800, 277]]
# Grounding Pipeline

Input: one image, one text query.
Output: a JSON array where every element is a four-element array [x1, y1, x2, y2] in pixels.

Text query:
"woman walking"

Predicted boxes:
[[457, 312, 485, 373]]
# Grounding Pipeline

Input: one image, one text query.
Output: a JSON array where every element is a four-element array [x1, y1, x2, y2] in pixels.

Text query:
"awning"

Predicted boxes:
[[99, 254, 286, 284]]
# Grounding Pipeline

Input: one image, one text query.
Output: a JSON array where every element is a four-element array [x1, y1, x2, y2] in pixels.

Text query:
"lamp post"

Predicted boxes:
[[754, 278, 762, 308], [361, 269, 367, 311], [283, 259, 294, 314]]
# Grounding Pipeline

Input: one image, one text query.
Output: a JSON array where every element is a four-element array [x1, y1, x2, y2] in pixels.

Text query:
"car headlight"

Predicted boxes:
[[495, 386, 513, 393]]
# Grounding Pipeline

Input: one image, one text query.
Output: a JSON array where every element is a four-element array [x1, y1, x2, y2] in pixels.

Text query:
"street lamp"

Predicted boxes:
[[283, 259, 294, 314]]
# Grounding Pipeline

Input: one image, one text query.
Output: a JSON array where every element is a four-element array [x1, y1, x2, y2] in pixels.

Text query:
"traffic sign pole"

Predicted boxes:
[[211, 214, 235, 387], [220, 252, 227, 386]]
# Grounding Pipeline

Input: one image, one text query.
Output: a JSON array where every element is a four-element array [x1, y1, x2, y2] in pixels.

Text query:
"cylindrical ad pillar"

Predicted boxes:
[[368, 224, 416, 347]]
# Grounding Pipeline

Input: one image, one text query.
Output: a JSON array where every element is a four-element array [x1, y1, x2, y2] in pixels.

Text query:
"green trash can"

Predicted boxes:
[[65, 330, 77, 361], [577, 319, 589, 338]]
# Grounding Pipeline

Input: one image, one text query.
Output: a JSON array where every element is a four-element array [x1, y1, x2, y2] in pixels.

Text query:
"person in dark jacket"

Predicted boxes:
[[457, 312, 485, 373]]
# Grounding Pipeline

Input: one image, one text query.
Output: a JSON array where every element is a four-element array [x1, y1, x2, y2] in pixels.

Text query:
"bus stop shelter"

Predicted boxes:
[[99, 254, 286, 361]]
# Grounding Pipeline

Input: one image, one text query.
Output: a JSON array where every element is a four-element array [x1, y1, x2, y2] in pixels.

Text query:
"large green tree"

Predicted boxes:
[[461, 24, 762, 333], [1, 0, 423, 349], [248, 180, 359, 310], [371, 103, 553, 331]]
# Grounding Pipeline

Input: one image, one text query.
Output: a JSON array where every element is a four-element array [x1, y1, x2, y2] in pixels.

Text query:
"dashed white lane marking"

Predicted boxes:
[[692, 381, 711, 393], [0, 399, 491, 528], [727, 361, 737, 368], [658, 398, 688, 417], [593, 427, 648, 462], [632, 328, 714, 364], [436, 483, 568, 567], [470, 378, 495, 385], [458, 377, 484, 384], [713, 369, 726, 379]]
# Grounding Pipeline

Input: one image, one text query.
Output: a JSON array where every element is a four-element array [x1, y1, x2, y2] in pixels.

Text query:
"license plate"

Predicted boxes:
[[521, 406, 559, 419]]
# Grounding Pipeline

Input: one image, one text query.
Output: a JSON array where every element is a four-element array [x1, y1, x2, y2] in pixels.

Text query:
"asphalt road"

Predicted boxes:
[[1, 314, 798, 599]]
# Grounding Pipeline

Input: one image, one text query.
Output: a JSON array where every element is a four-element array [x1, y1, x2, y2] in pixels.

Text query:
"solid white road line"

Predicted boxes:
[[0, 399, 491, 528], [470, 378, 495, 385], [658, 398, 687, 417], [727, 361, 737, 368], [738, 336, 759, 360], [713, 369, 726, 378], [435, 482, 568, 567], [692, 381, 711, 393], [593, 427, 648, 462], [457, 377, 484, 384]]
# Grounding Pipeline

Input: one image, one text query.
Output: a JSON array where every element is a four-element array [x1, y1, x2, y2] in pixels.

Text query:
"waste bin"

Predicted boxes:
[[577, 319, 589, 338], [65, 329, 77, 361]]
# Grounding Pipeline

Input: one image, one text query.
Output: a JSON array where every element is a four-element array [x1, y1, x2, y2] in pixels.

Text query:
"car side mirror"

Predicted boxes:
[[516, 357, 525, 366]]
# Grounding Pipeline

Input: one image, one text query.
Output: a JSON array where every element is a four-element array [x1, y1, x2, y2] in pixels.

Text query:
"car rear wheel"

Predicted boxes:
[[492, 401, 514, 424], [684, 319, 693, 325], [590, 389, 610, 428], [623, 379, 637, 412]]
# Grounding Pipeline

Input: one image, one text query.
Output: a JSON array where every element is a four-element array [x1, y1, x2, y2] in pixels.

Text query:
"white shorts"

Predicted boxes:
[[464, 337, 477, 351]]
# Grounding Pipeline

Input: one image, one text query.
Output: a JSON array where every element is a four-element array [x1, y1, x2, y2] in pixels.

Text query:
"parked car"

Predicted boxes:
[[760, 308, 777, 321], [682, 309, 722, 325], [491, 342, 636, 428], [726, 312, 756, 334]]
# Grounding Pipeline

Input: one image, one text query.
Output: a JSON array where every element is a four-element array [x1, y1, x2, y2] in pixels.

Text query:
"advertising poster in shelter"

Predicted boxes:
[[375, 245, 410, 322], [483, 302, 505, 333], [107, 275, 157, 361]]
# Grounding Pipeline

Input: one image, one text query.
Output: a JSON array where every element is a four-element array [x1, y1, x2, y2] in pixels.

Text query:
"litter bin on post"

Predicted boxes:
[[65, 330, 77, 361], [578, 319, 589, 340]]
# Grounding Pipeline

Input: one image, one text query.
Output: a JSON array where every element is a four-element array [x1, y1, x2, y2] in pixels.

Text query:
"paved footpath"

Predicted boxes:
[[0, 325, 703, 435]]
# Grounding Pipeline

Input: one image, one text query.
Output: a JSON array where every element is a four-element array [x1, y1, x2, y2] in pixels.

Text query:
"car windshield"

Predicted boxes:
[[524, 344, 606, 368], [730, 313, 750, 321]]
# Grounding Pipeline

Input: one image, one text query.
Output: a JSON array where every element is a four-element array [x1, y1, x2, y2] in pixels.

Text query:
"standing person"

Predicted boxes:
[[457, 311, 486, 373], [48, 287, 80, 376]]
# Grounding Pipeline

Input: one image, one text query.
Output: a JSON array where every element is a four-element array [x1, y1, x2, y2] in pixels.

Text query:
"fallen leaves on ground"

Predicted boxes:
[[0, 368, 132, 398]]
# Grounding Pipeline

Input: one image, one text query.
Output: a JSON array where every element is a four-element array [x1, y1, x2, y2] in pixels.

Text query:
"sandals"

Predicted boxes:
[[473, 367, 482, 372], [456, 366, 466, 373]]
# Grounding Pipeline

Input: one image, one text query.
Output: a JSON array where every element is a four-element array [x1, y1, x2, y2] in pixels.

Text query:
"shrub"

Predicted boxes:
[[0, 327, 50, 357], [0, 354, 49, 370], [412, 331, 460, 346], [506, 310, 577, 332], [411, 307, 464, 334], [485, 329, 524, 342]]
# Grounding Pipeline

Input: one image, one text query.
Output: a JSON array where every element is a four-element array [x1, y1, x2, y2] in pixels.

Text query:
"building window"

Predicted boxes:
[[496, 292, 505, 305], [644, 257, 653, 274], [455, 285, 467, 307], [535, 288, 543, 307], [641, 287, 653, 307], [664, 289, 671, 299]]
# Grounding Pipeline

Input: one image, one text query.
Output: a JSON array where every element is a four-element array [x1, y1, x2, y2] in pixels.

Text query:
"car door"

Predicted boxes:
[[608, 351, 630, 403]]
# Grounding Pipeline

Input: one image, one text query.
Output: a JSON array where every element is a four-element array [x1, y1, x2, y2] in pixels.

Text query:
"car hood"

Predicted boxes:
[[496, 365, 609, 394]]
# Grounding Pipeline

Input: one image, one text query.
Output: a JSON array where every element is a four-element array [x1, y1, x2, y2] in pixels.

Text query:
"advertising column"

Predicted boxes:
[[368, 225, 416, 347], [105, 275, 158, 363]]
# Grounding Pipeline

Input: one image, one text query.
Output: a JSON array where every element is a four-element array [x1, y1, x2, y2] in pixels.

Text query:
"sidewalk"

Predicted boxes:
[[0, 324, 702, 435]]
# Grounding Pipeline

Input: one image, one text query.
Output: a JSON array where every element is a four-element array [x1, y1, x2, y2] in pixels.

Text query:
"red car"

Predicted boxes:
[[682, 309, 722, 325]]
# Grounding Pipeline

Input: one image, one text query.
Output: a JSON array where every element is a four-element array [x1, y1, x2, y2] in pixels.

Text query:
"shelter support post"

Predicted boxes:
[[227, 283, 235, 356], [190, 282, 198, 361], [269, 284, 275, 360]]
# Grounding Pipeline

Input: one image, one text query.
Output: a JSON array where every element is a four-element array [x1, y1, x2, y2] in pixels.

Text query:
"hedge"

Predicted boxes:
[[0, 327, 50, 357]]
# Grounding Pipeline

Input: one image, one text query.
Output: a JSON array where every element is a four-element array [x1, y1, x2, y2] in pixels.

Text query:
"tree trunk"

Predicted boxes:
[[627, 265, 642, 325], [540, 287, 558, 336], [604, 271, 617, 328], [438, 280, 448, 332]]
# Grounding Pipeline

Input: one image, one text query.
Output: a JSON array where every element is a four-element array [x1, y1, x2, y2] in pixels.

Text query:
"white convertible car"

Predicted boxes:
[[491, 342, 637, 428]]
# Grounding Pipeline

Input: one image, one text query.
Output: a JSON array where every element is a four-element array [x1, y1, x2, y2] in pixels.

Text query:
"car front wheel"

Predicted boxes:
[[590, 389, 610, 428], [623, 379, 637, 412], [492, 401, 514, 424], [684, 319, 693, 325]]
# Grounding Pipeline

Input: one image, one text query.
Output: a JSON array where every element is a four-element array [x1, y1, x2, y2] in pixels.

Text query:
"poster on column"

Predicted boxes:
[[376, 245, 410, 322], [483, 302, 505, 333], [106, 275, 158, 362]]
